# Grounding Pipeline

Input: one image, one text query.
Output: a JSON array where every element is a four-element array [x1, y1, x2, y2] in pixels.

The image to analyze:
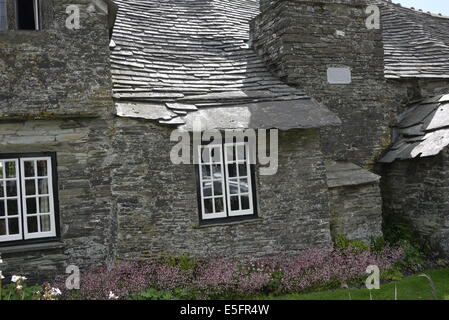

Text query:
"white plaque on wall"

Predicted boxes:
[[327, 67, 352, 84]]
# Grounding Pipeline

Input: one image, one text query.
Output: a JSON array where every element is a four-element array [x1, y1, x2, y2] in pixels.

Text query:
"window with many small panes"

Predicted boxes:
[[197, 141, 257, 223], [0, 154, 59, 244]]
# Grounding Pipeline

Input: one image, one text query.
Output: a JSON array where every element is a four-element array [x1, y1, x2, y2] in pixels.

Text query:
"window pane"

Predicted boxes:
[[201, 165, 211, 180], [39, 197, 50, 213], [229, 179, 238, 194], [38, 178, 48, 194], [24, 161, 35, 177], [0, 200, 4, 216], [40, 215, 51, 232], [226, 146, 235, 161], [241, 195, 250, 210], [26, 198, 37, 214], [26, 179, 36, 195], [0, 181, 3, 197], [201, 148, 210, 163], [239, 178, 248, 193], [27, 216, 38, 233], [227, 163, 237, 177], [212, 164, 222, 179], [211, 147, 221, 163], [37, 160, 48, 176], [214, 198, 224, 213], [204, 199, 213, 214], [17, 0, 38, 30], [213, 181, 222, 196], [202, 182, 212, 197], [236, 145, 245, 160], [0, 219, 5, 235], [230, 196, 239, 211], [8, 218, 19, 235], [0, 162, 3, 178], [6, 180, 17, 197], [5, 162, 16, 178], [7, 199, 18, 216], [238, 163, 247, 176]]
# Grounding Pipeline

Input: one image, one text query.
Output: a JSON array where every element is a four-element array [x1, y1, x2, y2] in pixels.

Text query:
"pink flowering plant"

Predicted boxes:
[[54, 243, 405, 300]]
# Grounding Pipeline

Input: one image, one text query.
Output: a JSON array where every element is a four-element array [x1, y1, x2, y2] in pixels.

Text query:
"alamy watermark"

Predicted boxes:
[[169, 118, 279, 176]]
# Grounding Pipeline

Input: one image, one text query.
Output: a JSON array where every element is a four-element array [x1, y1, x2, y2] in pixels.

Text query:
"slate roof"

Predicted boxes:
[[110, 0, 341, 129], [326, 161, 380, 188], [379, 94, 449, 163], [381, 1, 449, 79]]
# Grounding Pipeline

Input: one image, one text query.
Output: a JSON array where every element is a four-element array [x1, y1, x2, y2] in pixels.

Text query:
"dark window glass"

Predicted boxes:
[[17, 0, 39, 30]]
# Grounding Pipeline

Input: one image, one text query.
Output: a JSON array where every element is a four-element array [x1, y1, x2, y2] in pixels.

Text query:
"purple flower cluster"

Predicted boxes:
[[279, 247, 404, 292], [55, 246, 404, 300]]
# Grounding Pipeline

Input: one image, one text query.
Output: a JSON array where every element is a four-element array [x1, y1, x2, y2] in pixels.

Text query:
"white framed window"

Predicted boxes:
[[198, 144, 227, 220], [197, 141, 257, 222], [0, 154, 59, 244], [0, 160, 23, 242], [224, 142, 254, 217]]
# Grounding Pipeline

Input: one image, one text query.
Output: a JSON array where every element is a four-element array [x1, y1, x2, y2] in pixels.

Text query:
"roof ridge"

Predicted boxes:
[[383, 0, 449, 20]]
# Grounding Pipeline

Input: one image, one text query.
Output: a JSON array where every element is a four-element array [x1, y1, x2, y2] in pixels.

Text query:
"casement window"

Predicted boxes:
[[0, 0, 6, 30], [197, 140, 257, 223], [0, 154, 59, 245], [16, 0, 41, 30]]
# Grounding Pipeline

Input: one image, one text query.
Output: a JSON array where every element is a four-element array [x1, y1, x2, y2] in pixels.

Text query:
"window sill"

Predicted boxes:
[[195, 217, 263, 229], [0, 241, 64, 254]]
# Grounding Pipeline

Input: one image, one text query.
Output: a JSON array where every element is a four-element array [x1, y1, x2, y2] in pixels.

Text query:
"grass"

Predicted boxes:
[[260, 269, 449, 300]]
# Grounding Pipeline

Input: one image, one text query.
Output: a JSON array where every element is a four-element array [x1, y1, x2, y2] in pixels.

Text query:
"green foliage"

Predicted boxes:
[[383, 213, 416, 245], [133, 287, 174, 300], [396, 240, 425, 273], [161, 253, 197, 272], [381, 268, 404, 281], [263, 268, 449, 300], [0, 283, 41, 300], [266, 271, 283, 294], [383, 213, 430, 273], [370, 236, 387, 253], [334, 234, 370, 253]]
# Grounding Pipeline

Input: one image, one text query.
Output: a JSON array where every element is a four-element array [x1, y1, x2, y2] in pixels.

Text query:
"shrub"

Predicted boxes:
[[55, 246, 405, 300], [334, 234, 370, 254]]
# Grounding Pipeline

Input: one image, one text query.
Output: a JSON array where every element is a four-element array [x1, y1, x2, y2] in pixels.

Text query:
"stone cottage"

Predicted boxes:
[[0, 0, 448, 281]]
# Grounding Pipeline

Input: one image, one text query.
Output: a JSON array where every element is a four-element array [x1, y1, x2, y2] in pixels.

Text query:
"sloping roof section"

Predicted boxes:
[[381, 1, 449, 79], [379, 94, 449, 163], [110, 0, 340, 129], [326, 161, 380, 188]]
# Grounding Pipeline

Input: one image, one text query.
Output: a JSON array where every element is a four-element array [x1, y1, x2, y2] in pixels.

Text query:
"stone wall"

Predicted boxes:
[[0, 118, 115, 282], [328, 183, 382, 243], [388, 79, 449, 114], [326, 161, 382, 243], [380, 148, 449, 256], [112, 119, 333, 259], [0, 1, 115, 282], [0, 0, 113, 118], [251, 0, 395, 167]]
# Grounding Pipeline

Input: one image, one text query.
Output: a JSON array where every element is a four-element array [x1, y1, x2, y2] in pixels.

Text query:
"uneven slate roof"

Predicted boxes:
[[381, 1, 449, 79], [326, 161, 380, 188], [110, 0, 340, 129], [379, 94, 449, 163]]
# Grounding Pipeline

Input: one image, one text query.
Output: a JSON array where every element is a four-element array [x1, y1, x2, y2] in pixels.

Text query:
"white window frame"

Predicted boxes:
[[197, 141, 256, 221], [223, 142, 254, 217], [20, 157, 56, 240], [0, 159, 23, 242], [32, 0, 40, 30], [198, 144, 228, 220]]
